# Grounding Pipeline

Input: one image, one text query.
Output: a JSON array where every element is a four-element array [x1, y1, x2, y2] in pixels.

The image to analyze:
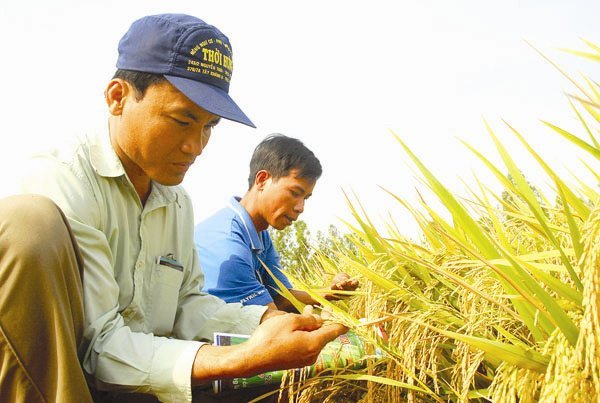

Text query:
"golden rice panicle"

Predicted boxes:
[[489, 362, 543, 403], [575, 205, 600, 398], [538, 323, 589, 402], [448, 273, 495, 400], [450, 340, 485, 401]]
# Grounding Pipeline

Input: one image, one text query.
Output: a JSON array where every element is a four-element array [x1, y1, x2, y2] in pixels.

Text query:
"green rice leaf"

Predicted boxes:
[[490, 239, 580, 345], [380, 187, 444, 249], [472, 176, 512, 250], [393, 132, 499, 258], [505, 121, 587, 258], [491, 121, 583, 291], [559, 48, 600, 62], [580, 38, 600, 54], [259, 257, 305, 313], [437, 229, 549, 342], [543, 121, 600, 161], [406, 319, 549, 372], [569, 98, 600, 149]]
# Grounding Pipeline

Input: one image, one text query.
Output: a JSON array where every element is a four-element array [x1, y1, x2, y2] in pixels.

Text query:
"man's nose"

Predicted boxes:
[[294, 198, 305, 213], [181, 134, 207, 156]]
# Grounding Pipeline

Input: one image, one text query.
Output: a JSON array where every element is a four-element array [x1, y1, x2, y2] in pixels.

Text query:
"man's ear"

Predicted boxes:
[[105, 79, 131, 116], [255, 170, 271, 191]]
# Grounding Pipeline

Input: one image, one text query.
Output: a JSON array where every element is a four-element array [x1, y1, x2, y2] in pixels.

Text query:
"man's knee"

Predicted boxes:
[[0, 193, 83, 317], [0, 194, 71, 259], [0, 194, 63, 222]]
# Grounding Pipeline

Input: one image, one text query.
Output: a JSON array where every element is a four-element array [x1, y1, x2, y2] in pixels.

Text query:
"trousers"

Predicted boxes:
[[0, 195, 93, 403]]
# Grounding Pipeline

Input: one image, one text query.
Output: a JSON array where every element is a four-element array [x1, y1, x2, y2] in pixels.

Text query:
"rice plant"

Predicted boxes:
[[279, 40, 600, 402]]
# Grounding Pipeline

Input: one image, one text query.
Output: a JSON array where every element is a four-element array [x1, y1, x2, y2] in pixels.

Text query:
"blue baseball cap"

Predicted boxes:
[[116, 14, 255, 128]]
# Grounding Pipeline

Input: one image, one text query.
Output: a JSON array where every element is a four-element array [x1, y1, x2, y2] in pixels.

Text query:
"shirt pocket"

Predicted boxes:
[[149, 261, 184, 336]]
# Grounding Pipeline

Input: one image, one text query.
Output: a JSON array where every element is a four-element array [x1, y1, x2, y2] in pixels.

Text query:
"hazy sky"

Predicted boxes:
[[2, 1, 599, 236]]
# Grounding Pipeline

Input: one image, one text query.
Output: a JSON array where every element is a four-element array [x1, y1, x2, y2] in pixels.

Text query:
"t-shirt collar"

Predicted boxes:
[[227, 196, 264, 253]]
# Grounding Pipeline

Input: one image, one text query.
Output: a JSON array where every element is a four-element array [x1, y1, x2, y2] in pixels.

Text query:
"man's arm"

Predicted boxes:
[[263, 234, 358, 312], [270, 273, 360, 313], [191, 305, 346, 384]]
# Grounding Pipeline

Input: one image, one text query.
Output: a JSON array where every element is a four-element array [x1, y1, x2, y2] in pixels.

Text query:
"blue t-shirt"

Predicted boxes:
[[194, 196, 293, 305]]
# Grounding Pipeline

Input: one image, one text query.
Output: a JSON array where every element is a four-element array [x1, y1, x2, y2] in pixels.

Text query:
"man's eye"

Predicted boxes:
[[172, 118, 189, 127]]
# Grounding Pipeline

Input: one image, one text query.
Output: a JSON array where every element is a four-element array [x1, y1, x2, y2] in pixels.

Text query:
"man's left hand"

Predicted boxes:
[[326, 272, 359, 300]]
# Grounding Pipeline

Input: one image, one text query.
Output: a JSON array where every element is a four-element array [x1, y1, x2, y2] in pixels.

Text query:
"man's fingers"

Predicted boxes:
[[330, 272, 359, 292], [290, 305, 322, 330], [331, 280, 359, 292], [320, 306, 336, 320], [302, 304, 314, 315], [314, 322, 348, 341], [302, 304, 322, 321], [332, 273, 350, 283]]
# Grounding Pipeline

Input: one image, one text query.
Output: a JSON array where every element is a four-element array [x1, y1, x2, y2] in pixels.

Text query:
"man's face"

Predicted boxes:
[[259, 168, 316, 230], [110, 80, 220, 187]]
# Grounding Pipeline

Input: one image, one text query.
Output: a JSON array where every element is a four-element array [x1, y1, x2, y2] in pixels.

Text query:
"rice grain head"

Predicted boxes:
[[574, 204, 600, 399]]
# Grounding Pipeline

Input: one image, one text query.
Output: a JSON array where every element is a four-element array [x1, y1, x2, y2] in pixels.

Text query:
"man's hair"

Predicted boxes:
[[112, 69, 167, 100], [248, 134, 322, 189]]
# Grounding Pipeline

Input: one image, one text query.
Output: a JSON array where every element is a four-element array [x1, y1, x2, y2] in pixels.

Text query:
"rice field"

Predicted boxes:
[[273, 41, 600, 402]]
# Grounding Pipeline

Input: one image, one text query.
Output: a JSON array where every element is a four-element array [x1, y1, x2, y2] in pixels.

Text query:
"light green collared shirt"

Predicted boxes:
[[20, 132, 267, 402]]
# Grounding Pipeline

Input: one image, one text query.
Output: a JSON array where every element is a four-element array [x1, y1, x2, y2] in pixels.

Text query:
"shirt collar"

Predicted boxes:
[[88, 132, 125, 178], [87, 132, 177, 206], [227, 196, 264, 253]]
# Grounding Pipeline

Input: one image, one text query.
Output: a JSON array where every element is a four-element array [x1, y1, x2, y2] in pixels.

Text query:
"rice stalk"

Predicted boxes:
[[271, 39, 600, 402]]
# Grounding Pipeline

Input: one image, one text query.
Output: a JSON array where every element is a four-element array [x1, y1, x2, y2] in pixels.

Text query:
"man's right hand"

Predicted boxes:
[[191, 305, 347, 385]]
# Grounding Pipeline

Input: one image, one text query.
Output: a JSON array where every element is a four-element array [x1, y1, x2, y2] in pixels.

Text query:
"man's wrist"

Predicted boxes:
[[192, 343, 253, 385]]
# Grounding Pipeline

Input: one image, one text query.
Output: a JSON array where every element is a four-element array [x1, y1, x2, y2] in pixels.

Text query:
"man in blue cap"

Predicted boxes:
[[2, 14, 347, 402]]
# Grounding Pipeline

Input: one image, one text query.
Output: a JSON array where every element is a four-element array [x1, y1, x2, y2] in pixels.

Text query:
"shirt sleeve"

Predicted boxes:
[[173, 243, 268, 341], [21, 156, 267, 402]]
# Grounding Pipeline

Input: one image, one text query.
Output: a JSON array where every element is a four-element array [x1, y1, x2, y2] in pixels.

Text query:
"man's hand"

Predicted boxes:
[[259, 307, 286, 322], [242, 305, 347, 374], [191, 306, 347, 385], [326, 272, 359, 300]]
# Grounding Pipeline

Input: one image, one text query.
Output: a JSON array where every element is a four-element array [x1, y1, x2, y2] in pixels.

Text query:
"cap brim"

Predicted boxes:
[[164, 75, 256, 128]]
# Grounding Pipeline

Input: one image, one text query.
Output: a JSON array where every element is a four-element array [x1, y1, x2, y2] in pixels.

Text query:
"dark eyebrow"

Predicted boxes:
[[291, 184, 310, 196], [184, 111, 198, 122], [182, 111, 221, 126]]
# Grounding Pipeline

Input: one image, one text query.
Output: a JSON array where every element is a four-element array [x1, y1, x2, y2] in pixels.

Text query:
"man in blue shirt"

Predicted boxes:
[[195, 134, 358, 312]]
